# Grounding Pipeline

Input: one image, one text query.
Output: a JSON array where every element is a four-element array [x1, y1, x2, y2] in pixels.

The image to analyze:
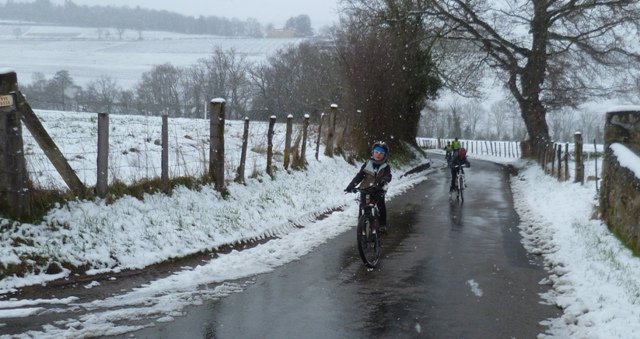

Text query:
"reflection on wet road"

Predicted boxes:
[[131, 158, 559, 339]]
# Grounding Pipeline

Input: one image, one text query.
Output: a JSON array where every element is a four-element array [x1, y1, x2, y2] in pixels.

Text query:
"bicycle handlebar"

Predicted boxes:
[[346, 185, 384, 194]]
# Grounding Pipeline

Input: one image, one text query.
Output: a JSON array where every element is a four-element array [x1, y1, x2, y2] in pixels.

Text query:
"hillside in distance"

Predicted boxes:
[[0, 22, 305, 89]]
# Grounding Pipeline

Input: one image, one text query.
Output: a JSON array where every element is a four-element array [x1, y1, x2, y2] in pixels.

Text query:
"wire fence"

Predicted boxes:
[[22, 110, 316, 191]]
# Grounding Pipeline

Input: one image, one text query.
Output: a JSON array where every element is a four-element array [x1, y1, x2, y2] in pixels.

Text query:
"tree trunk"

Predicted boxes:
[[516, 0, 551, 159], [519, 98, 550, 158]]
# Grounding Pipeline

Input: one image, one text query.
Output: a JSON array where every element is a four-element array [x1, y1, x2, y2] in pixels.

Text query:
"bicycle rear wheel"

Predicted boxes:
[[356, 216, 381, 268], [457, 175, 464, 202]]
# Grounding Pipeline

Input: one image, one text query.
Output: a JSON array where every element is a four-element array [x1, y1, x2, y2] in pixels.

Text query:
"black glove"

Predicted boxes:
[[466, 164, 471, 168], [376, 180, 387, 188], [344, 184, 355, 192]]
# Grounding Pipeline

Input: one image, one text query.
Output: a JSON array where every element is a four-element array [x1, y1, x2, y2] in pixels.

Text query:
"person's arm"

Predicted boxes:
[[345, 162, 366, 190], [381, 165, 392, 184]]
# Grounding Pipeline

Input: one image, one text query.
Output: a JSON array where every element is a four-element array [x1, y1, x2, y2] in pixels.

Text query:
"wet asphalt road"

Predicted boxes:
[[129, 157, 560, 339]]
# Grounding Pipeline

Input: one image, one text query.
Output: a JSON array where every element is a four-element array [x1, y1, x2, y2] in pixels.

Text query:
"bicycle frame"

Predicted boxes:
[[360, 191, 380, 222]]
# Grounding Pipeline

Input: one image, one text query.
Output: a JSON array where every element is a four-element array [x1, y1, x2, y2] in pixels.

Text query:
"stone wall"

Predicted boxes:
[[600, 108, 640, 252]]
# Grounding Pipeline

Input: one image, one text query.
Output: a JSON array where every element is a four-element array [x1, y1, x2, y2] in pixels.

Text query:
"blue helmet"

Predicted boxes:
[[371, 141, 389, 161]]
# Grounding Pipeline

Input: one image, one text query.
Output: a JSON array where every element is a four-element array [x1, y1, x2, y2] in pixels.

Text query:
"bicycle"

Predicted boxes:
[[349, 185, 383, 268], [453, 165, 467, 202]]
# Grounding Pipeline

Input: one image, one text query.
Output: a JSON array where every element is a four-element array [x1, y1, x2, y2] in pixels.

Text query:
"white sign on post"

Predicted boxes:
[[0, 95, 14, 108]]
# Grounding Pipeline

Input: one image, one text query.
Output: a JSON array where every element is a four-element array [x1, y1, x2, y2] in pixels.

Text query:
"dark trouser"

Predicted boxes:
[[359, 191, 387, 226]]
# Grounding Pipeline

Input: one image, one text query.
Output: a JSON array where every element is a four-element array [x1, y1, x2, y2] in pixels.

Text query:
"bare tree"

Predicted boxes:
[[446, 102, 463, 138], [248, 41, 341, 121], [49, 70, 74, 110], [116, 27, 126, 40], [577, 109, 604, 144], [284, 15, 314, 37], [12, 27, 22, 39], [424, 0, 640, 157], [135, 63, 182, 116], [81, 75, 121, 114], [194, 48, 252, 120], [489, 100, 510, 140], [461, 99, 485, 139]]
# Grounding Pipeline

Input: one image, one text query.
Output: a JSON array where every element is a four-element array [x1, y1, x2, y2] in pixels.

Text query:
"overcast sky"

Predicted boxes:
[[44, 0, 342, 28]]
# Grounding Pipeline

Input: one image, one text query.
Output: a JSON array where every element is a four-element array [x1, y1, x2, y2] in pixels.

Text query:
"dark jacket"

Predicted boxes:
[[347, 158, 392, 190], [450, 153, 470, 169]]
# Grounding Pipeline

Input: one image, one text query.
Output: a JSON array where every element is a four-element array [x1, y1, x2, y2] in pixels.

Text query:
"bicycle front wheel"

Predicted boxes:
[[356, 216, 381, 268]]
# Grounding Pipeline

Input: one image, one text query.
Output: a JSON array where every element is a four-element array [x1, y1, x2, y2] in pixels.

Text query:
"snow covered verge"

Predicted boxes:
[[512, 162, 640, 338]]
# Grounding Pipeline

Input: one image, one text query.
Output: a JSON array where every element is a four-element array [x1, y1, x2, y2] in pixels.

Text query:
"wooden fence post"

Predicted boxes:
[[16, 91, 85, 195], [564, 143, 569, 181], [267, 115, 276, 178], [574, 132, 584, 184], [284, 114, 293, 170], [209, 99, 225, 192], [96, 112, 109, 198], [315, 112, 324, 160], [541, 143, 548, 172], [0, 71, 30, 220], [301, 114, 309, 164], [594, 139, 599, 192], [550, 143, 556, 176], [235, 117, 249, 184], [538, 143, 545, 168], [161, 111, 169, 192], [324, 104, 337, 157], [555, 144, 561, 180]]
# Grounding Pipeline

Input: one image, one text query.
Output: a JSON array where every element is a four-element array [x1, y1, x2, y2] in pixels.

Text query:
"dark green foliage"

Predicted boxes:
[[335, 4, 442, 159]]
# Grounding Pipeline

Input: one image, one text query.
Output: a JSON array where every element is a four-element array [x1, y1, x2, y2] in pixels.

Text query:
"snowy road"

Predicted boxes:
[[126, 159, 559, 338]]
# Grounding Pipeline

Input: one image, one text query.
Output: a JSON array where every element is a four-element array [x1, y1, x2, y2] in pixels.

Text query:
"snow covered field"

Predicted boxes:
[[0, 22, 303, 88]]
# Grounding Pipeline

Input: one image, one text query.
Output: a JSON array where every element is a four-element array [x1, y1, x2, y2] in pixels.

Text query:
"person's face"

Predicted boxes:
[[373, 150, 385, 161]]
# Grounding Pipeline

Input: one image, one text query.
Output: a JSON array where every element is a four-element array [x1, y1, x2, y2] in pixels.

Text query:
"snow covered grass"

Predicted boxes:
[[2, 109, 367, 290], [511, 163, 640, 338]]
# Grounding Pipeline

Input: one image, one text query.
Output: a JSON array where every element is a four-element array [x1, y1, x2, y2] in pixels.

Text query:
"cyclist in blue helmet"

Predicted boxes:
[[344, 141, 392, 232]]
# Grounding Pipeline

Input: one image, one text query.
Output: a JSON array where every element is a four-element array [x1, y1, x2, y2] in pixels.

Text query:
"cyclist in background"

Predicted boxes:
[[449, 147, 470, 192], [345, 141, 392, 232], [451, 138, 462, 155], [444, 141, 453, 165]]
